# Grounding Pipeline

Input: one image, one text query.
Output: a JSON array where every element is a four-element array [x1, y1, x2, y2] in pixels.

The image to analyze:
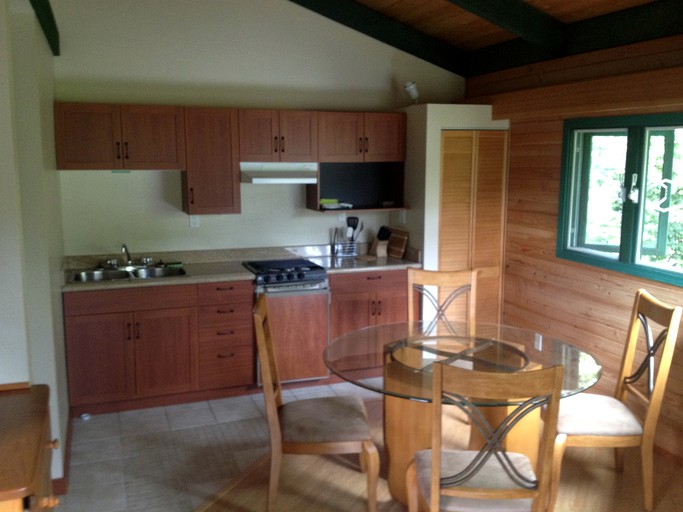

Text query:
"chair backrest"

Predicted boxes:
[[430, 362, 564, 511], [616, 289, 682, 437], [407, 268, 478, 334], [253, 295, 285, 447]]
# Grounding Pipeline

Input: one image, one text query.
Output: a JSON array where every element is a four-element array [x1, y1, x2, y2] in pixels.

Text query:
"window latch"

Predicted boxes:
[[628, 173, 639, 203]]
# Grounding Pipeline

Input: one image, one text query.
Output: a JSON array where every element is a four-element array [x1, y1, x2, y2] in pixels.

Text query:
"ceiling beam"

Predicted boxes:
[[29, 0, 60, 56], [289, 0, 470, 76], [466, 0, 683, 76], [445, 0, 566, 54]]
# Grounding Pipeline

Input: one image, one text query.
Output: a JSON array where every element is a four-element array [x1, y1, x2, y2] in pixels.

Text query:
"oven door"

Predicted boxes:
[[260, 288, 330, 383]]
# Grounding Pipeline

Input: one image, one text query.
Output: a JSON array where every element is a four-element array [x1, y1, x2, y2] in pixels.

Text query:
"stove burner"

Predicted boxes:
[[243, 258, 328, 289]]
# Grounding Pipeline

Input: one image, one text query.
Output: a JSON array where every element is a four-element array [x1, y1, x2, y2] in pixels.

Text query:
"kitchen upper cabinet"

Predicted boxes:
[[54, 102, 186, 170], [319, 112, 405, 163], [238, 109, 318, 162], [183, 107, 240, 214], [63, 285, 197, 408], [196, 281, 255, 390]]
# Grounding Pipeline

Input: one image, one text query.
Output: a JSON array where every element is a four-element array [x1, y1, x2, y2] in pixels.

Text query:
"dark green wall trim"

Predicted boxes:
[[29, 0, 60, 56]]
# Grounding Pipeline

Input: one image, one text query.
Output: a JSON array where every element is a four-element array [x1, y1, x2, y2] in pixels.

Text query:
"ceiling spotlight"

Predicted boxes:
[[404, 80, 419, 103]]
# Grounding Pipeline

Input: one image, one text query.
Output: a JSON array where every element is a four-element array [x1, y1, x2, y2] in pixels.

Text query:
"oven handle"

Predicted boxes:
[[257, 287, 330, 298]]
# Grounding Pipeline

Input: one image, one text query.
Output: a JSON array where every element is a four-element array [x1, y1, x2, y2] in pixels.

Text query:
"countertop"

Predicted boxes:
[[61, 247, 420, 292]]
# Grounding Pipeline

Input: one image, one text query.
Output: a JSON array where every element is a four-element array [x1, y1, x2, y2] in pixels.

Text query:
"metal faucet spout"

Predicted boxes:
[[122, 244, 132, 266]]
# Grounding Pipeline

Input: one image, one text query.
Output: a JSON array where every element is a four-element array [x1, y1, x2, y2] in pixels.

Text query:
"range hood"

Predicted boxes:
[[240, 162, 318, 184]]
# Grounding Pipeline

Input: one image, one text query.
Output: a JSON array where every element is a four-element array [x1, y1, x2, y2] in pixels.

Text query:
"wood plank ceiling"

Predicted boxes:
[[290, 0, 683, 77]]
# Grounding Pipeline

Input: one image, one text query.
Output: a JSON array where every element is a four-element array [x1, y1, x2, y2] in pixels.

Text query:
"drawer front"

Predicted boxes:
[[63, 284, 197, 316], [197, 281, 254, 306], [198, 302, 253, 327], [330, 269, 407, 294], [199, 322, 253, 345], [198, 343, 254, 389]]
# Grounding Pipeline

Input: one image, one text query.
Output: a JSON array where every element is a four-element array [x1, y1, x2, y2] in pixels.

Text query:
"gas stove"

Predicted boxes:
[[243, 258, 328, 293]]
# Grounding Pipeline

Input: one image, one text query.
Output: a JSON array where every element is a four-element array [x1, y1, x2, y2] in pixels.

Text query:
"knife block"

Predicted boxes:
[[369, 239, 388, 258]]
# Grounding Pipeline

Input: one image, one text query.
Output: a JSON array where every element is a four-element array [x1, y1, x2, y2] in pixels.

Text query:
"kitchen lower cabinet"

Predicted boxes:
[[63, 285, 197, 407], [54, 102, 186, 170], [183, 107, 240, 214], [264, 291, 330, 382], [197, 281, 255, 390], [330, 270, 408, 368]]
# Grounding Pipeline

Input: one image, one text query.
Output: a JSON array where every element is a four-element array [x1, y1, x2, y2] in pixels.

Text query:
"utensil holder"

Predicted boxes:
[[336, 241, 358, 257], [369, 239, 388, 258]]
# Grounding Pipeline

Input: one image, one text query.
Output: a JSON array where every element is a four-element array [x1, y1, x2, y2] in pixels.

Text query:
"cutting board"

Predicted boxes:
[[387, 226, 408, 259]]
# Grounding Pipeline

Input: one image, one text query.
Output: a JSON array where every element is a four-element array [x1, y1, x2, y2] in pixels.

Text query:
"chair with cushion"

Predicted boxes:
[[407, 268, 478, 334], [253, 294, 380, 512], [406, 362, 563, 512], [548, 288, 681, 512]]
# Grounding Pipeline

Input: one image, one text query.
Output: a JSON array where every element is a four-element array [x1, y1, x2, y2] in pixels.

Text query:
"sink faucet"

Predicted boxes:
[[121, 244, 133, 266]]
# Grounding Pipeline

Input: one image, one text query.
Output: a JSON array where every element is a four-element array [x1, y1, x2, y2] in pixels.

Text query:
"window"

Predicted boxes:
[[557, 114, 683, 286]]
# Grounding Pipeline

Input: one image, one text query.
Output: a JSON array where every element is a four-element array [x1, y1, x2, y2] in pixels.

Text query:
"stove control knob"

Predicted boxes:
[[297, 272, 306, 280], [276, 274, 284, 281], [263, 275, 272, 283], [286, 273, 295, 281]]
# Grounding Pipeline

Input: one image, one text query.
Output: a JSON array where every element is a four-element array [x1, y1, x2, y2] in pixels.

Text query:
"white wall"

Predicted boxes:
[[52, 0, 466, 256], [0, 0, 31, 384]]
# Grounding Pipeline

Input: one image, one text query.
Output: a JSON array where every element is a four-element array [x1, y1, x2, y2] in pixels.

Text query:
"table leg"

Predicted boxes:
[[383, 395, 432, 505]]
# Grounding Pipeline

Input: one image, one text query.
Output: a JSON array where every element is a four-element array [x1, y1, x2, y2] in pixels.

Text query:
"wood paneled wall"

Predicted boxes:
[[475, 66, 683, 459]]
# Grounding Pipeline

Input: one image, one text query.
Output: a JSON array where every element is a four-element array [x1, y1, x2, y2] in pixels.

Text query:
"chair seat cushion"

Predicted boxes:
[[280, 395, 371, 444], [557, 393, 643, 436], [414, 449, 535, 512]]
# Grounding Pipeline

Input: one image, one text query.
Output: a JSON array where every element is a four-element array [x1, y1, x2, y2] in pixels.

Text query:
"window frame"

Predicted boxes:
[[557, 113, 683, 288]]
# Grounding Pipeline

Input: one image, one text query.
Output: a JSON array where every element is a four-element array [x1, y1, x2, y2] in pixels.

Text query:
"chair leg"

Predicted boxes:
[[267, 451, 282, 512], [547, 434, 567, 512], [641, 442, 654, 512], [362, 440, 380, 512], [614, 447, 625, 472], [406, 459, 419, 512]]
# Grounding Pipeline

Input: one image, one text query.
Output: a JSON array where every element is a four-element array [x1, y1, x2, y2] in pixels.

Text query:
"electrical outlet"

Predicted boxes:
[[189, 215, 200, 229]]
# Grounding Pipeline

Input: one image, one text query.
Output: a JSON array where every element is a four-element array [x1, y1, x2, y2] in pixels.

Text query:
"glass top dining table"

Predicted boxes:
[[324, 320, 603, 405]]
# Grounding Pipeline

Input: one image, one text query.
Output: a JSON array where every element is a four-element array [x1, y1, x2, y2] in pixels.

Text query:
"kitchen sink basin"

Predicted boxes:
[[68, 265, 187, 283], [132, 266, 186, 279], [69, 269, 131, 282]]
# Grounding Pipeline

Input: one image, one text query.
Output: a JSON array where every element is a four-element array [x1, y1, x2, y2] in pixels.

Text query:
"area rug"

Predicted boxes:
[[194, 398, 406, 512]]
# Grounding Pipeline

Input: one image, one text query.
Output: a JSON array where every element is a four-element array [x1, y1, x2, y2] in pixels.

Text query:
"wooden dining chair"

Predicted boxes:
[[407, 268, 478, 334], [548, 288, 681, 512], [406, 362, 564, 512], [253, 294, 380, 512]]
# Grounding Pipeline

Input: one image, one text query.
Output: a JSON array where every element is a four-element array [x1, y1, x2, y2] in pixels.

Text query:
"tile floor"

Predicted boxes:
[[57, 382, 381, 512]]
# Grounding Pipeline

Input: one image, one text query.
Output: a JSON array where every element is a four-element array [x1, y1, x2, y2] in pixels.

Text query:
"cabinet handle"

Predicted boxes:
[[364, 137, 369, 153], [217, 353, 235, 358], [358, 137, 364, 154], [189, 187, 195, 204], [274, 136, 279, 153], [124, 141, 130, 159], [126, 322, 132, 340], [280, 136, 285, 153], [217, 330, 235, 336], [215, 286, 234, 291], [371, 300, 376, 316], [39, 496, 60, 508], [366, 276, 383, 281], [135, 322, 140, 339], [48, 438, 60, 450], [377, 300, 383, 315], [115, 142, 122, 160], [216, 308, 234, 314]]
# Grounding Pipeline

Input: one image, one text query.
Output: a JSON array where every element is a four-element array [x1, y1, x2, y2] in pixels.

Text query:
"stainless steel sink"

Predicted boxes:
[[69, 269, 131, 282], [133, 267, 186, 279], [68, 265, 187, 283]]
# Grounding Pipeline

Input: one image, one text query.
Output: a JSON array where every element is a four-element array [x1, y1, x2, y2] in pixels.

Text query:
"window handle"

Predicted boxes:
[[628, 173, 639, 203]]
